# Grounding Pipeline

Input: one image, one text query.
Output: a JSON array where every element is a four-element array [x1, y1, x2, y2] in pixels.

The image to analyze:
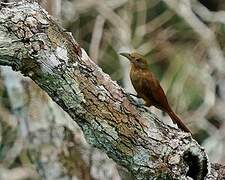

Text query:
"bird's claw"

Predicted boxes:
[[125, 92, 149, 111]]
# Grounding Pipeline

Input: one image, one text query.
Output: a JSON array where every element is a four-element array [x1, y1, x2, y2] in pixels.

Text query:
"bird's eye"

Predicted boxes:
[[136, 58, 141, 62]]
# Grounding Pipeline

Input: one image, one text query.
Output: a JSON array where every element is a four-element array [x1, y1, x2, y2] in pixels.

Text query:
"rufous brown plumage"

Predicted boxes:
[[120, 52, 191, 133]]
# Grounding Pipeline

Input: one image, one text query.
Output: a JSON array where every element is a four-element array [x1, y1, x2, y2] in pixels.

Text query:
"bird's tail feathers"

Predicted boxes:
[[167, 110, 191, 133]]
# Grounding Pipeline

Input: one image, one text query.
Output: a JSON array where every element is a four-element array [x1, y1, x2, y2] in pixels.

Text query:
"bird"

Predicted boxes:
[[120, 52, 191, 133]]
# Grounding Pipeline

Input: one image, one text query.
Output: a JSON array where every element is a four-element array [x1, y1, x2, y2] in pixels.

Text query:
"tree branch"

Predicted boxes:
[[0, 1, 213, 179]]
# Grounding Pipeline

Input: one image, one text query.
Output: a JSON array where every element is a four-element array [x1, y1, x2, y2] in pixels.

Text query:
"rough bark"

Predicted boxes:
[[0, 66, 121, 180], [0, 1, 220, 179]]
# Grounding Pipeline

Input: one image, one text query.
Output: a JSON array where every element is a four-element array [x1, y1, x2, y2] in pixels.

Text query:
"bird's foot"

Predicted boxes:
[[125, 93, 149, 111], [126, 93, 139, 98], [125, 92, 140, 103]]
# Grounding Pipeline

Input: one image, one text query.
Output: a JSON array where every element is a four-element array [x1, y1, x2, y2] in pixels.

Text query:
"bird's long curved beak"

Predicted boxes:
[[120, 53, 131, 60]]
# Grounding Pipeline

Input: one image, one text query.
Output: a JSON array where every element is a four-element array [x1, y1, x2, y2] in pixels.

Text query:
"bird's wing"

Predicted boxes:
[[143, 71, 170, 110]]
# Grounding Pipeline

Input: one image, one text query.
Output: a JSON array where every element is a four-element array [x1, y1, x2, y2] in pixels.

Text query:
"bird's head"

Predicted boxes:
[[120, 52, 148, 69]]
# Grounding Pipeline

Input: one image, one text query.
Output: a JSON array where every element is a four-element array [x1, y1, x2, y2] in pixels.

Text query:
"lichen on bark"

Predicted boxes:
[[0, 2, 212, 180]]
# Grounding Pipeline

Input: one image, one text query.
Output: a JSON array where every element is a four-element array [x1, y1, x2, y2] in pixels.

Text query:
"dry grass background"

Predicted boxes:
[[1, 0, 225, 179], [58, 0, 225, 163]]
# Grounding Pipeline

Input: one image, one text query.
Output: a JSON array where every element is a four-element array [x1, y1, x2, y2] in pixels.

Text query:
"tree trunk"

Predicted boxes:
[[0, 1, 222, 179]]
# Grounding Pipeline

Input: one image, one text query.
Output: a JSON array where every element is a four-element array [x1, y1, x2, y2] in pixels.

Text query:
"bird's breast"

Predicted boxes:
[[130, 66, 148, 94]]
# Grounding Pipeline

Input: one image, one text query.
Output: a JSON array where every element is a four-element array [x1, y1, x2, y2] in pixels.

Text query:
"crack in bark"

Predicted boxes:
[[0, 2, 213, 180]]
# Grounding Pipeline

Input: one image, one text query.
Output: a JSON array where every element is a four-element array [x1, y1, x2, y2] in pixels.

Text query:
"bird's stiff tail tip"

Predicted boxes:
[[168, 111, 192, 134]]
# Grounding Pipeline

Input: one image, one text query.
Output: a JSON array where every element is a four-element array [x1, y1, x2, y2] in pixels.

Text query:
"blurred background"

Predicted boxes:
[[1, 0, 225, 179]]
